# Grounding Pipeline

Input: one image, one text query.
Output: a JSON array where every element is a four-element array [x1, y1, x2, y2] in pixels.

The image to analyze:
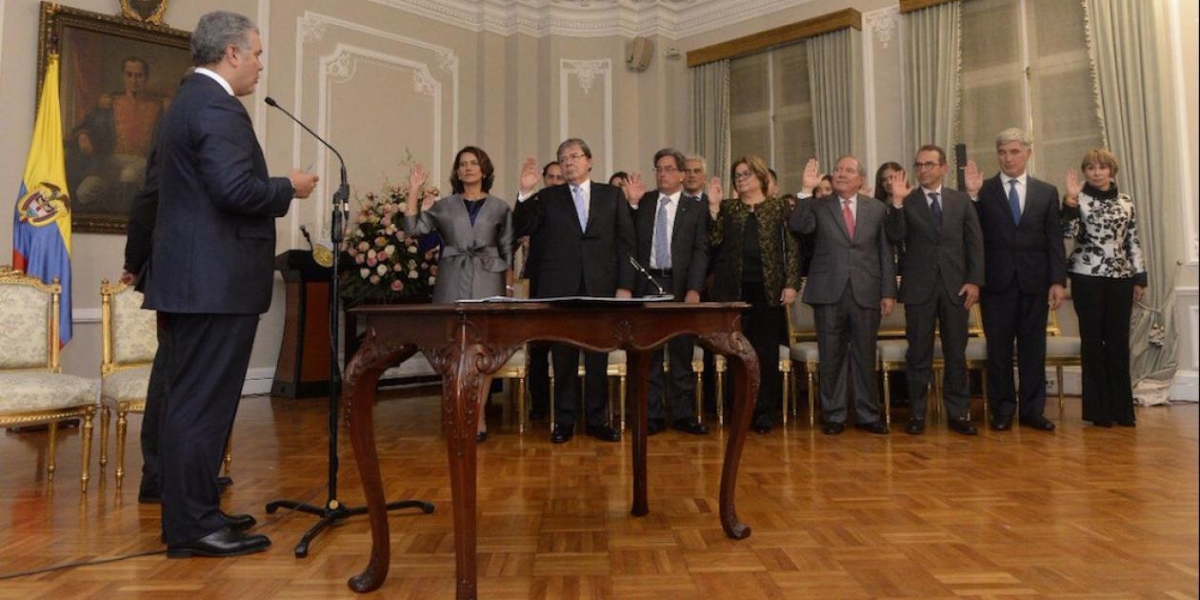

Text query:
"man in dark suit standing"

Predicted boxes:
[[514, 160, 563, 421], [964, 127, 1066, 432], [790, 156, 896, 435], [143, 11, 318, 557], [884, 145, 985, 435], [514, 138, 635, 443], [623, 148, 709, 436]]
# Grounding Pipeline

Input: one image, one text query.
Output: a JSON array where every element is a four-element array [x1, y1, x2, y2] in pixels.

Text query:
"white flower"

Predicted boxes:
[[367, 249, 377, 260], [409, 270, 418, 279], [407, 245, 417, 254], [377, 264, 388, 276], [385, 244, 396, 255], [428, 276, 436, 285], [359, 268, 370, 279]]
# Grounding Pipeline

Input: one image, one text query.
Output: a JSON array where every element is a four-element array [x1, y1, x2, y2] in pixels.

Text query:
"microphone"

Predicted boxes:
[[299, 224, 315, 250], [265, 96, 349, 244], [628, 256, 668, 297]]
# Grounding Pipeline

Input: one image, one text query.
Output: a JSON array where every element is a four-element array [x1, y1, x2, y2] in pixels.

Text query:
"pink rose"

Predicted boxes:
[[355, 254, 365, 264], [367, 257, 377, 267], [390, 280, 403, 291], [369, 275, 381, 285]]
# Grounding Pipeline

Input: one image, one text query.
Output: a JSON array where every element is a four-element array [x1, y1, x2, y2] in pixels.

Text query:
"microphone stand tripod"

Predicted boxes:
[[264, 132, 433, 559]]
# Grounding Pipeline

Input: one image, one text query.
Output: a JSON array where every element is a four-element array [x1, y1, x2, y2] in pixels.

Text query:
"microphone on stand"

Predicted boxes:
[[628, 256, 669, 298], [299, 224, 315, 250], [265, 96, 349, 244]]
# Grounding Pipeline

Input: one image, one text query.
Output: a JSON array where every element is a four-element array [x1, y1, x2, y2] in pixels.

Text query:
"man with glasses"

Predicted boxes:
[[622, 148, 710, 436], [883, 145, 984, 435], [514, 139, 635, 443]]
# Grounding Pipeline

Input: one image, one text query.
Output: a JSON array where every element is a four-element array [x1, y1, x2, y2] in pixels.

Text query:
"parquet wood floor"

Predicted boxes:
[[0, 391, 1196, 599]]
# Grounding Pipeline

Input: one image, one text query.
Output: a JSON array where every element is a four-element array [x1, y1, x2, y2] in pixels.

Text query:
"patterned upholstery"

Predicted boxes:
[[110, 289, 157, 365], [0, 282, 51, 369], [101, 366, 151, 405], [0, 266, 95, 492]]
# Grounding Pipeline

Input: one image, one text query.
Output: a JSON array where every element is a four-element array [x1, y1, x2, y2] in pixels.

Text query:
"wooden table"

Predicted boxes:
[[343, 302, 759, 599]]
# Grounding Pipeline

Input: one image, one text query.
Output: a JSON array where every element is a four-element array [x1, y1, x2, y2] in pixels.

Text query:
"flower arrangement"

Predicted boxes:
[[341, 183, 441, 306]]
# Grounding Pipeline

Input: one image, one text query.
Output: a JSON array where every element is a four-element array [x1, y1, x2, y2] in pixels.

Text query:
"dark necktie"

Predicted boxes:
[[1007, 179, 1021, 224], [929, 191, 942, 230]]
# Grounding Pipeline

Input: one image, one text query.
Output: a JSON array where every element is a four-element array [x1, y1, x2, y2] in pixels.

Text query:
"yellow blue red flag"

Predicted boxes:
[[13, 53, 73, 345]]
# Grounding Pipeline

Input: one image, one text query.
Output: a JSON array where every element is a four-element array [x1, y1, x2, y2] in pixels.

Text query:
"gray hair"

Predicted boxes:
[[837, 155, 868, 180], [653, 147, 687, 171], [684, 154, 708, 172], [995, 127, 1033, 148], [192, 11, 257, 67], [556, 138, 592, 161]]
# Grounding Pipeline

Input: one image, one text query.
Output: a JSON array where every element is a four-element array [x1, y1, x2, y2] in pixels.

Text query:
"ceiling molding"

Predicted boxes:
[[368, 0, 820, 39]]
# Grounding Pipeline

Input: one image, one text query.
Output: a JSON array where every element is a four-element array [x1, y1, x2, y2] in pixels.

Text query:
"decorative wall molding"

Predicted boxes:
[[366, 0, 820, 39], [865, 5, 899, 48], [1174, 287, 1199, 401], [1166, 0, 1198, 265], [560, 59, 613, 173]]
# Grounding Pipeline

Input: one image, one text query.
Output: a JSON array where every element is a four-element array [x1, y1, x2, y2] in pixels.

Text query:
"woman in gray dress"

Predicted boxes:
[[404, 146, 514, 441]]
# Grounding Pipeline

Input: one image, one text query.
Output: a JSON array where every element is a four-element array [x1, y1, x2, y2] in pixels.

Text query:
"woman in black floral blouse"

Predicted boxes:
[[706, 155, 802, 434], [1062, 148, 1146, 427]]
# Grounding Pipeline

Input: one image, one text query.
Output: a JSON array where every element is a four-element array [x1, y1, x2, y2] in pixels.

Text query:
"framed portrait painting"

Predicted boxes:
[[37, 1, 190, 234]]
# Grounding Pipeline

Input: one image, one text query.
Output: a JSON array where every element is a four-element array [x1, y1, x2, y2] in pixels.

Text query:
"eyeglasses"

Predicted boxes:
[[558, 152, 587, 163], [654, 166, 679, 174], [913, 161, 941, 170], [733, 170, 754, 181]]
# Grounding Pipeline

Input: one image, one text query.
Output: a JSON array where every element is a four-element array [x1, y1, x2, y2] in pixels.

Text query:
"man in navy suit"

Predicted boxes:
[[965, 127, 1066, 432], [623, 148, 710, 436], [514, 139, 635, 444], [143, 10, 318, 557]]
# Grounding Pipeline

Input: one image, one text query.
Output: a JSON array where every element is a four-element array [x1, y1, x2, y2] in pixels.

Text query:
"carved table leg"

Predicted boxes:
[[346, 331, 415, 593], [625, 349, 653, 517], [699, 330, 757, 540]]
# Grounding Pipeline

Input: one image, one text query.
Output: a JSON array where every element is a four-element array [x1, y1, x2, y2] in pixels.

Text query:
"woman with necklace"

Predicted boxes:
[[1062, 148, 1146, 428], [706, 155, 801, 434], [404, 146, 514, 441]]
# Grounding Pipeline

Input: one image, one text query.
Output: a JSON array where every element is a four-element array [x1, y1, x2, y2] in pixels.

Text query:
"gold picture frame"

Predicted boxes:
[[120, 0, 170, 25], [37, 1, 190, 234]]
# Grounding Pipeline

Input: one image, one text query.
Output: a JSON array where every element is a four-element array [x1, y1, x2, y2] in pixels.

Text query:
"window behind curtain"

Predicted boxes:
[[959, 0, 1101, 186], [729, 42, 816, 195]]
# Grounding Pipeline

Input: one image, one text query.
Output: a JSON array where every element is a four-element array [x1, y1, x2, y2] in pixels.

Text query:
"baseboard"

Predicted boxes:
[[243, 367, 276, 396], [1171, 370, 1199, 402]]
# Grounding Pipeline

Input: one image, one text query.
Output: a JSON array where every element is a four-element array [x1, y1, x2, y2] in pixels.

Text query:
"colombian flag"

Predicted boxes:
[[13, 53, 73, 345]]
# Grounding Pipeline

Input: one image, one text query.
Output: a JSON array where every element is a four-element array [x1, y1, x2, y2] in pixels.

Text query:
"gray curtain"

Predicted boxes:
[[902, 1, 961, 168], [807, 29, 856, 171], [1085, 0, 1181, 392], [691, 60, 731, 190]]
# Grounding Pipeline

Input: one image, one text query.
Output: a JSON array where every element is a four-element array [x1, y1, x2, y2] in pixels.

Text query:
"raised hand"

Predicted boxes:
[[1064, 168, 1083, 206], [888, 170, 911, 206], [518, 156, 539, 194], [964, 160, 984, 197], [801, 158, 821, 193], [625, 172, 647, 206], [707, 176, 724, 212]]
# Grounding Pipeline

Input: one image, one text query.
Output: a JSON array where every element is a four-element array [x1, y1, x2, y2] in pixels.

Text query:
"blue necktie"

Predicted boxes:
[[1007, 179, 1021, 224], [571, 185, 587, 231], [654, 195, 671, 270], [929, 191, 942, 230]]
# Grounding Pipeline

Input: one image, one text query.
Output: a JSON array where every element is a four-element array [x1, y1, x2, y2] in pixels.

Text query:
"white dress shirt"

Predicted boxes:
[[194, 67, 234, 96]]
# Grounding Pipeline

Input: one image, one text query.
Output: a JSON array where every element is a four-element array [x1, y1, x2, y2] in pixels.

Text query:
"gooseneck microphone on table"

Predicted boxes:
[[628, 256, 668, 297], [263, 97, 433, 558]]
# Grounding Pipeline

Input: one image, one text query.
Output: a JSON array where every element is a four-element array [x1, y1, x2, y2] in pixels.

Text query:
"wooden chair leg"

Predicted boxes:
[[115, 410, 128, 489], [716, 368, 725, 427], [223, 438, 232, 478], [1057, 366, 1065, 419], [518, 376, 528, 434], [807, 371, 816, 428], [882, 370, 892, 426], [694, 371, 703, 425], [99, 407, 110, 469], [80, 412, 94, 493], [47, 421, 58, 481], [619, 375, 627, 432], [549, 375, 556, 429], [781, 368, 791, 425]]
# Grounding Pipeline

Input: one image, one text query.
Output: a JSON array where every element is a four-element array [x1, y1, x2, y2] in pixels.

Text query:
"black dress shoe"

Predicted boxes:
[[822, 422, 845, 435], [550, 424, 574, 444], [752, 415, 773, 434], [1019, 415, 1056, 431], [647, 418, 667, 436], [217, 476, 233, 491], [476, 431, 489, 443], [1092, 420, 1114, 428], [166, 527, 271, 558], [673, 418, 709, 435], [220, 511, 257, 532], [990, 418, 1013, 431], [947, 418, 978, 436], [855, 421, 890, 435], [586, 424, 621, 442], [905, 419, 925, 435]]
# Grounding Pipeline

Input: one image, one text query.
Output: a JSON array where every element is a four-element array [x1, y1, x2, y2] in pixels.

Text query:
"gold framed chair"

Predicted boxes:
[[1044, 308, 1081, 420], [98, 278, 158, 488], [786, 294, 820, 427], [873, 301, 908, 426], [548, 350, 626, 430], [495, 346, 529, 432], [0, 266, 97, 491], [930, 304, 990, 423]]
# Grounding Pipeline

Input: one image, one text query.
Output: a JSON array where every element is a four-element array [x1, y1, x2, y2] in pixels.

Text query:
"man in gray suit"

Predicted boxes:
[[790, 156, 896, 435], [623, 148, 710, 435], [884, 145, 984, 436]]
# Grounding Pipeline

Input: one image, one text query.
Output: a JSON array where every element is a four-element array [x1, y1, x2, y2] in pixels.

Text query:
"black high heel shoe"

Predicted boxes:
[[476, 431, 489, 443]]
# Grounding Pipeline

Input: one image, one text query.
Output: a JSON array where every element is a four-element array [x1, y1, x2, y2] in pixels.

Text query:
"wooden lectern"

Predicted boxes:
[[273, 250, 334, 398]]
